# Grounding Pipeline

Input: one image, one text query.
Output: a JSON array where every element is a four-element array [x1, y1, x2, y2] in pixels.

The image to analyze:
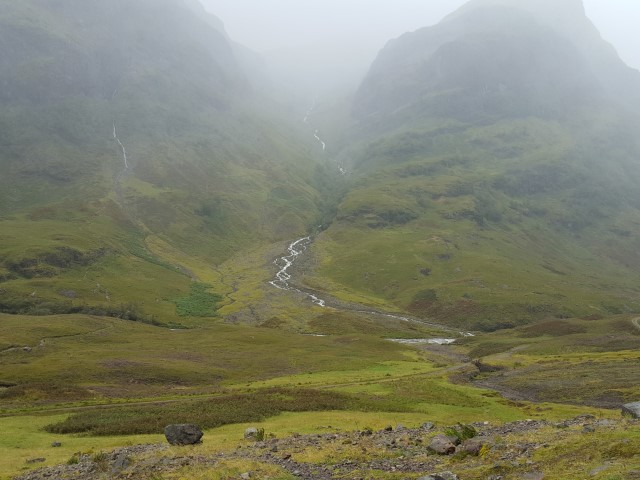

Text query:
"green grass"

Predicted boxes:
[[458, 316, 640, 407], [0, 311, 624, 479], [0, 414, 161, 480], [0, 313, 410, 406], [174, 282, 222, 317], [307, 115, 640, 329], [43, 387, 419, 436]]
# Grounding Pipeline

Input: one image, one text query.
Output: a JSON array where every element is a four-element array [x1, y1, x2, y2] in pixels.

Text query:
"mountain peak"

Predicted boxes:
[[447, 0, 586, 24], [353, 0, 640, 122]]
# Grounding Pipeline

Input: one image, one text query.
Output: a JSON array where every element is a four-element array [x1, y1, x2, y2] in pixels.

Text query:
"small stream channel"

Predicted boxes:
[[268, 237, 473, 342]]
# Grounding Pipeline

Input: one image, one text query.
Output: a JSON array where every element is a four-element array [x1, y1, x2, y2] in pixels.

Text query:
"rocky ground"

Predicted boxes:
[[14, 416, 640, 480]]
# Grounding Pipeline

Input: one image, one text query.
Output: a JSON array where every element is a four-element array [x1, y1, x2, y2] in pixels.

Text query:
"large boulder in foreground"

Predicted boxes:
[[429, 434, 457, 455], [622, 402, 640, 418], [164, 424, 203, 445]]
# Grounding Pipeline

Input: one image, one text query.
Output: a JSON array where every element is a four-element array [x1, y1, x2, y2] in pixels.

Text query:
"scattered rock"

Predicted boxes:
[[457, 437, 489, 456], [596, 419, 616, 427], [164, 424, 203, 445], [50, 442, 62, 448], [622, 402, 640, 418], [112, 453, 130, 473], [429, 435, 456, 455], [421, 422, 435, 430], [26, 458, 45, 464], [418, 472, 458, 480], [244, 427, 259, 440], [522, 472, 544, 480], [472, 359, 503, 373], [240, 472, 251, 479], [590, 463, 611, 476]]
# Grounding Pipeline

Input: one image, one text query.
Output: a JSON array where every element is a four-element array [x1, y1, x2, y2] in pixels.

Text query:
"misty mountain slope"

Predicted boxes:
[[308, 0, 640, 330], [354, 4, 612, 123], [0, 0, 325, 319]]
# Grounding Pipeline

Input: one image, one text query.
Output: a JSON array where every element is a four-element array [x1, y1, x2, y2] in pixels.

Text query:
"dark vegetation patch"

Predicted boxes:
[[0, 382, 93, 403], [307, 312, 427, 337], [259, 316, 288, 329], [0, 296, 175, 327], [493, 163, 583, 196], [44, 388, 414, 436], [376, 209, 418, 226], [475, 360, 640, 408], [408, 289, 438, 311], [406, 299, 565, 332], [518, 319, 587, 338], [578, 335, 640, 351], [464, 341, 517, 359], [174, 282, 221, 317], [4, 247, 107, 279]]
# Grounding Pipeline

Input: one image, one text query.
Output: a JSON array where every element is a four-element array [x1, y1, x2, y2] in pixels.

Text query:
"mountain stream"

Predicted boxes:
[[269, 237, 472, 341]]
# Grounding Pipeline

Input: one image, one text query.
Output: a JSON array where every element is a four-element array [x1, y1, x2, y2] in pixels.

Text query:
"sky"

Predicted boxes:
[[200, 0, 640, 72]]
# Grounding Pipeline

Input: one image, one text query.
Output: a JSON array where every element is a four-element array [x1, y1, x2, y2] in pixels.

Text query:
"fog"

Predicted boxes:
[[200, 0, 640, 96]]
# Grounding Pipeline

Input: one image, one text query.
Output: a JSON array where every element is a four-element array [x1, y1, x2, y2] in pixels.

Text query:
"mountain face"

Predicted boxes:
[[353, 0, 640, 122], [311, 0, 640, 330], [0, 0, 326, 318], [0, 0, 244, 104]]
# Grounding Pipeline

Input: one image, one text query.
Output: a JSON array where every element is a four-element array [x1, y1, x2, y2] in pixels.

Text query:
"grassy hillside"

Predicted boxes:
[[308, 113, 640, 330], [303, 1, 640, 330], [0, 0, 330, 319]]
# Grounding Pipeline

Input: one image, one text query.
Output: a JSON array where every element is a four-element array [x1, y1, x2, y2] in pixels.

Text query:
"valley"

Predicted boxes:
[[1, 0, 640, 478]]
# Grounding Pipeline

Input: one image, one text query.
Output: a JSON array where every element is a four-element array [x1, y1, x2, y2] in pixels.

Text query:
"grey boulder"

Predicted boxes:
[[456, 437, 491, 456], [418, 472, 459, 480], [622, 402, 640, 418], [429, 434, 457, 455], [164, 424, 203, 445]]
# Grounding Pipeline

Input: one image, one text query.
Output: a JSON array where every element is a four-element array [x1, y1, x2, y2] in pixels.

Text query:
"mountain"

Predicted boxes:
[[354, 0, 640, 123], [0, 0, 326, 320], [309, 0, 640, 330]]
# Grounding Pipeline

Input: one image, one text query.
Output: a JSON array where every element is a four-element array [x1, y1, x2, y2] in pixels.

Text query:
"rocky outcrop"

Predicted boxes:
[[164, 424, 203, 445], [622, 402, 640, 418], [14, 416, 632, 480]]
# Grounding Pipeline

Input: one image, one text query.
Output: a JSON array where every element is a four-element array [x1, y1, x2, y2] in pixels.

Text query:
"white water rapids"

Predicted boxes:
[[269, 237, 326, 307], [313, 130, 326, 151], [303, 98, 327, 152], [112, 123, 129, 170]]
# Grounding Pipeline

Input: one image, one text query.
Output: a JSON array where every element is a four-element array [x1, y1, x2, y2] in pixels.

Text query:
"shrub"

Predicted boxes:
[[444, 423, 477, 442]]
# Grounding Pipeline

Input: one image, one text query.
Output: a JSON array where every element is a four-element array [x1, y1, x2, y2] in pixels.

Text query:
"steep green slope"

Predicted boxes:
[[310, 0, 640, 330], [0, 0, 325, 319]]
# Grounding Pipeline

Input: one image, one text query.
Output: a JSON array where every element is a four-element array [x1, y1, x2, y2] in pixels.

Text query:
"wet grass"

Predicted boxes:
[[0, 313, 409, 407], [43, 388, 415, 436], [459, 316, 640, 407]]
